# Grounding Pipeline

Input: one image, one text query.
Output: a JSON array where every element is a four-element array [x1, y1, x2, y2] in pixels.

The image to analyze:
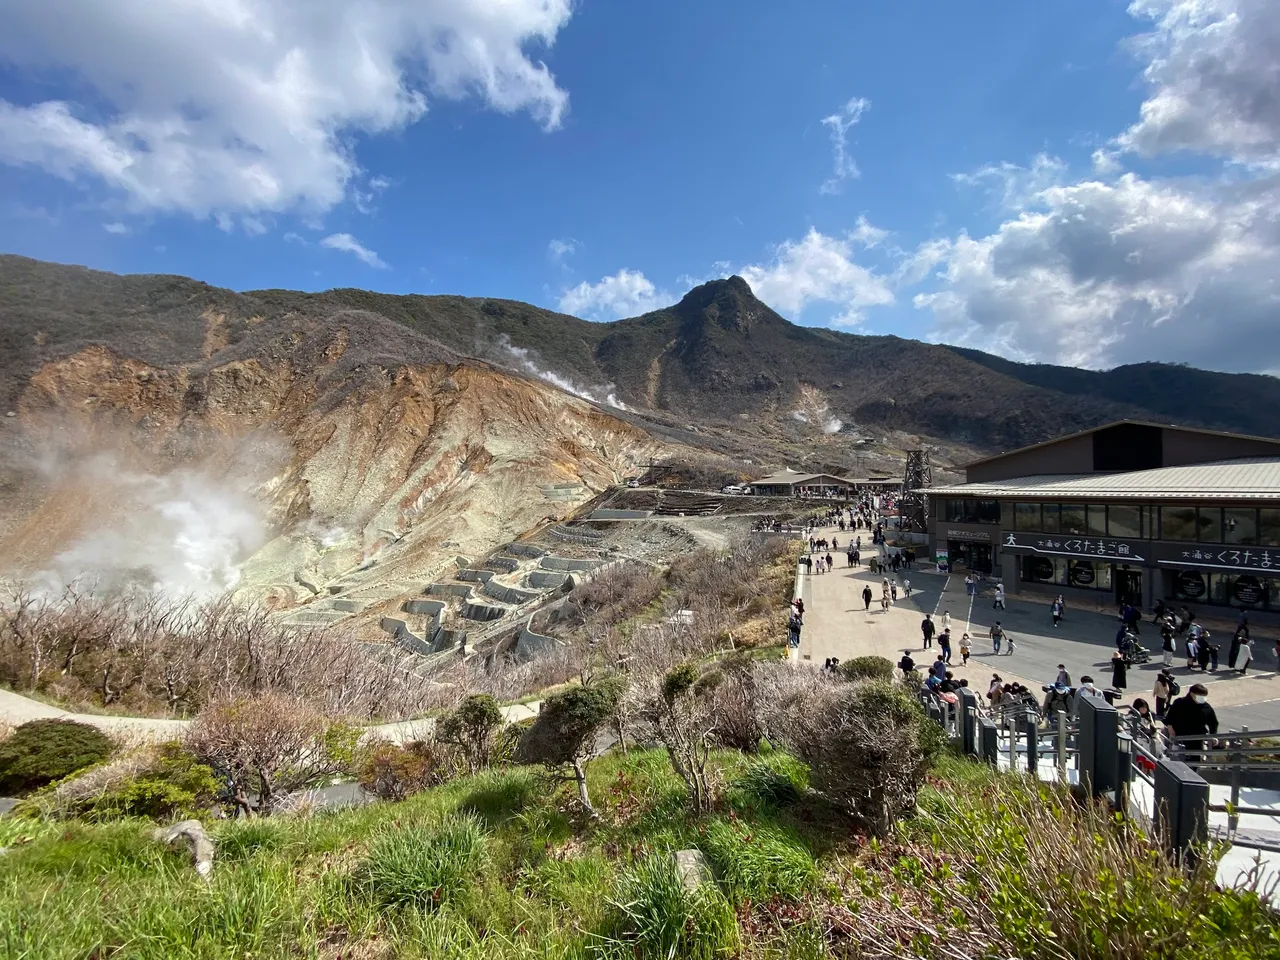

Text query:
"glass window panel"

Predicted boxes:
[[1053, 557, 1068, 584], [1209, 573, 1232, 605], [1261, 509, 1280, 547], [1161, 506, 1198, 541], [1097, 563, 1112, 590], [975, 500, 1001, 524], [1108, 504, 1141, 539], [1001, 501, 1014, 529], [1197, 507, 1223, 543], [945, 499, 962, 523], [1059, 504, 1085, 535], [1041, 503, 1060, 534], [1014, 502, 1040, 531], [1087, 504, 1107, 536], [1224, 508, 1258, 545]]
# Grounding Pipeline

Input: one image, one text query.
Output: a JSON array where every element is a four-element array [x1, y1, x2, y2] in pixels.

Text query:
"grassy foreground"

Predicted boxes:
[[2, 748, 1278, 960]]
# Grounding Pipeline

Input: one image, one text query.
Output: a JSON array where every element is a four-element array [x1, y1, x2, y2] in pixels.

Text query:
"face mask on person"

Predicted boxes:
[[1193, 695, 1207, 705]]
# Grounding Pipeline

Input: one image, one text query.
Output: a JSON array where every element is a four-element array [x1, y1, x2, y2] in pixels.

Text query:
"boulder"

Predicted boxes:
[[672, 848, 712, 891], [154, 819, 215, 880]]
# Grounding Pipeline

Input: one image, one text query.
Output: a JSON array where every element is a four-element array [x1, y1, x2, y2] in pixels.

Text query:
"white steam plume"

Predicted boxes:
[[495, 335, 630, 411]]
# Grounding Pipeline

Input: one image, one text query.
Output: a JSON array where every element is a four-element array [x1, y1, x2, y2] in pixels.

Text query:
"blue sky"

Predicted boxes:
[[1, 0, 1277, 373]]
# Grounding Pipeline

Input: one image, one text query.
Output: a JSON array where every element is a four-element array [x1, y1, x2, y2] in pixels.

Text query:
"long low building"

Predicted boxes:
[[750, 470, 900, 498], [923, 420, 1280, 613]]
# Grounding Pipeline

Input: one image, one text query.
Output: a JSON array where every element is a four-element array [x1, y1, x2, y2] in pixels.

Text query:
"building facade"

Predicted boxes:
[[924, 421, 1280, 614]]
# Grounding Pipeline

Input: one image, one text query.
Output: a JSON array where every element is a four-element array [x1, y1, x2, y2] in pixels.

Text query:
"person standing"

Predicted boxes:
[[921, 614, 936, 649], [987, 674, 1004, 706], [1197, 633, 1214, 672], [1163, 683, 1218, 759], [965, 574, 975, 596], [1161, 620, 1176, 667], [990, 621, 1005, 655], [931, 656, 947, 681], [1153, 670, 1177, 719], [993, 583, 1006, 610], [1051, 595, 1065, 628], [1111, 650, 1128, 691]]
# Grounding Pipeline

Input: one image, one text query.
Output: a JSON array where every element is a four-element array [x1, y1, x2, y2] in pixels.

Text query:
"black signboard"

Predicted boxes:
[[1157, 545, 1280, 573], [1176, 569, 1206, 599], [1029, 557, 1055, 582], [1234, 575, 1264, 605], [1000, 532, 1146, 562], [1069, 560, 1095, 586]]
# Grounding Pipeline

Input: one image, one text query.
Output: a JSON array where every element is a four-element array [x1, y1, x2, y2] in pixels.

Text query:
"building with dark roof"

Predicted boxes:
[[923, 421, 1280, 613]]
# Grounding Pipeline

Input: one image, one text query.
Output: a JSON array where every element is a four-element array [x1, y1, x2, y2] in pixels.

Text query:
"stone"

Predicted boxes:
[[154, 819, 215, 880], [673, 848, 712, 891]]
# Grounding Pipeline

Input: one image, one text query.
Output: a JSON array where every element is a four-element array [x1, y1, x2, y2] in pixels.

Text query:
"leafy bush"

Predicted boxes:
[[598, 853, 739, 960], [437, 694, 504, 774], [701, 819, 818, 905], [837, 656, 895, 683], [360, 815, 486, 910], [357, 740, 449, 802], [0, 719, 113, 794], [76, 745, 218, 821]]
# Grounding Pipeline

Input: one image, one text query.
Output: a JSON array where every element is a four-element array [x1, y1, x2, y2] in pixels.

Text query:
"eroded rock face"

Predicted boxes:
[[0, 315, 663, 614]]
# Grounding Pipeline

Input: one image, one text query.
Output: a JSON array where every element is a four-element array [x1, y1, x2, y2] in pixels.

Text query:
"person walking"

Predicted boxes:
[[1111, 650, 1128, 691], [1005, 629, 1016, 656], [990, 621, 1005, 655], [921, 614, 936, 649], [959, 634, 971, 665], [1161, 620, 1176, 667], [862, 585, 873, 611], [987, 673, 1004, 706], [931, 655, 947, 681], [939, 629, 953, 665], [1051, 595, 1065, 627], [993, 583, 1006, 610], [1237, 636, 1254, 674], [1163, 683, 1218, 760], [903, 578, 911, 598], [1153, 670, 1177, 719], [965, 574, 975, 596], [1196, 633, 1213, 672], [880, 578, 891, 611], [898, 651, 916, 679], [890, 580, 899, 602], [1055, 664, 1071, 687]]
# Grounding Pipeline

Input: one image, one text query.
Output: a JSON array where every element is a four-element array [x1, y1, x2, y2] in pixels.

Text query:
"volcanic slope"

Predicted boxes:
[[0, 263, 662, 617]]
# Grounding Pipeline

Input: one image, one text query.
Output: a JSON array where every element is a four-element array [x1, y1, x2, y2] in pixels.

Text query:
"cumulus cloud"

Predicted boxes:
[[320, 233, 388, 269], [819, 97, 869, 194], [914, 172, 1280, 370], [559, 268, 672, 320], [739, 227, 895, 323], [909, 0, 1280, 372], [0, 0, 573, 220], [1118, 0, 1280, 166]]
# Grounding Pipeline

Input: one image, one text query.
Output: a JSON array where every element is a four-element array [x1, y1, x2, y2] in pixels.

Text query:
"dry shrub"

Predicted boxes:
[[558, 563, 664, 632], [357, 740, 450, 801], [706, 655, 762, 753], [759, 670, 942, 836], [185, 693, 359, 814], [0, 588, 435, 720], [841, 780, 1280, 960]]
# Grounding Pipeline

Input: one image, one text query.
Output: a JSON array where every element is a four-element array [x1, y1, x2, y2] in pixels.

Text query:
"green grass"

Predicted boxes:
[[2, 747, 1278, 960]]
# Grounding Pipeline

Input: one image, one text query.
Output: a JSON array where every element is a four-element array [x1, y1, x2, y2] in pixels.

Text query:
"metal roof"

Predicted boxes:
[[923, 457, 1280, 500], [962, 419, 1280, 469], [752, 471, 849, 486]]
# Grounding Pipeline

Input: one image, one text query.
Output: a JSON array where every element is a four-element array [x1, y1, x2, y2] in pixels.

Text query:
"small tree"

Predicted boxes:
[[707, 654, 761, 753], [516, 675, 626, 814], [643, 662, 720, 812], [185, 693, 358, 815], [437, 694, 504, 775], [357, 740, 450, 802]]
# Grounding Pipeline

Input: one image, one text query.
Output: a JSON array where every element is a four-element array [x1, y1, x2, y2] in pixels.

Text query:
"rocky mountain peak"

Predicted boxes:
[[674, 276, 767, 334]]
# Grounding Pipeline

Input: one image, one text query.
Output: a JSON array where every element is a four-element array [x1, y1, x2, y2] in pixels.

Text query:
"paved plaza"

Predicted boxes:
[[797, 525, 1280, 730]]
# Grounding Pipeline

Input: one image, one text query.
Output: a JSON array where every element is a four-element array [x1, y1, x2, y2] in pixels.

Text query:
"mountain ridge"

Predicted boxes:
[[4, 253, 1279, 450]]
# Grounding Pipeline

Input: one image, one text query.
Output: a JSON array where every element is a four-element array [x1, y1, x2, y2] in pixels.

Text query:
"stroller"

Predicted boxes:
[[1118, 631, 1151, 665]]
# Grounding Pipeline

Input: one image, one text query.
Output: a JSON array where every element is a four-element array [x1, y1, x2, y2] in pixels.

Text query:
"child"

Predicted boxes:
[[959, 634, 971, 665]]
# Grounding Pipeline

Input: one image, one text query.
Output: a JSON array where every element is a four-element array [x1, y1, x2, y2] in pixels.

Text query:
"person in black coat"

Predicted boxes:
[[1110, 650, 1127, 690], [862, 585, 873, 611], [898, 651, 915, 679], [1163, 683, 1218, 758]]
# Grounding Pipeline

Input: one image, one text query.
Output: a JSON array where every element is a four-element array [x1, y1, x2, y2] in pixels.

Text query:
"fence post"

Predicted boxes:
[[959, 688, 978, 756], [1115, 732, 1133, 816], [1023, 713, 1039, 776], [979, 716, 998, 765], [1078, 694, 1119, 799], [1229, 726, 1247, 837], [1153, 757, 1210, 866], [1055, 709, 1068, 780], [1006, 710, 1017, 769]]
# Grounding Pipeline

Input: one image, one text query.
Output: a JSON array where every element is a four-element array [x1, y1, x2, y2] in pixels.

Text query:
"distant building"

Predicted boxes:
[[750, 470, 900, 498], [922, 420, 1280, 613]]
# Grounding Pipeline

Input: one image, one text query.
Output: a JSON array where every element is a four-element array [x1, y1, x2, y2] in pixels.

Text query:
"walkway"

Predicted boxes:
[[797, 524, 1280, 729]]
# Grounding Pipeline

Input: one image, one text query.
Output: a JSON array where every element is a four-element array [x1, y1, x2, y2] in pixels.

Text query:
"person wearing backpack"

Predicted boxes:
[[1153, 670, 1178, 719]]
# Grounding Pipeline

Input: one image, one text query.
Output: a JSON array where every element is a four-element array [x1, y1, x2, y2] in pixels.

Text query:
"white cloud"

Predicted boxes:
[[0, 0, 573, 221], [547, 237, 577, 262], [320, 232, 388, 269], [952, 153, 1068, 209], [283, 231, 306, 245], [1118, 0, 1280, 166], [849, 214, 887, 248], [102, 221, 128, 234], [914, 172, 1280, 370], [738, 227, 894, 322], [819, 97, 869, 194], [559, 269, 672, 320]]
